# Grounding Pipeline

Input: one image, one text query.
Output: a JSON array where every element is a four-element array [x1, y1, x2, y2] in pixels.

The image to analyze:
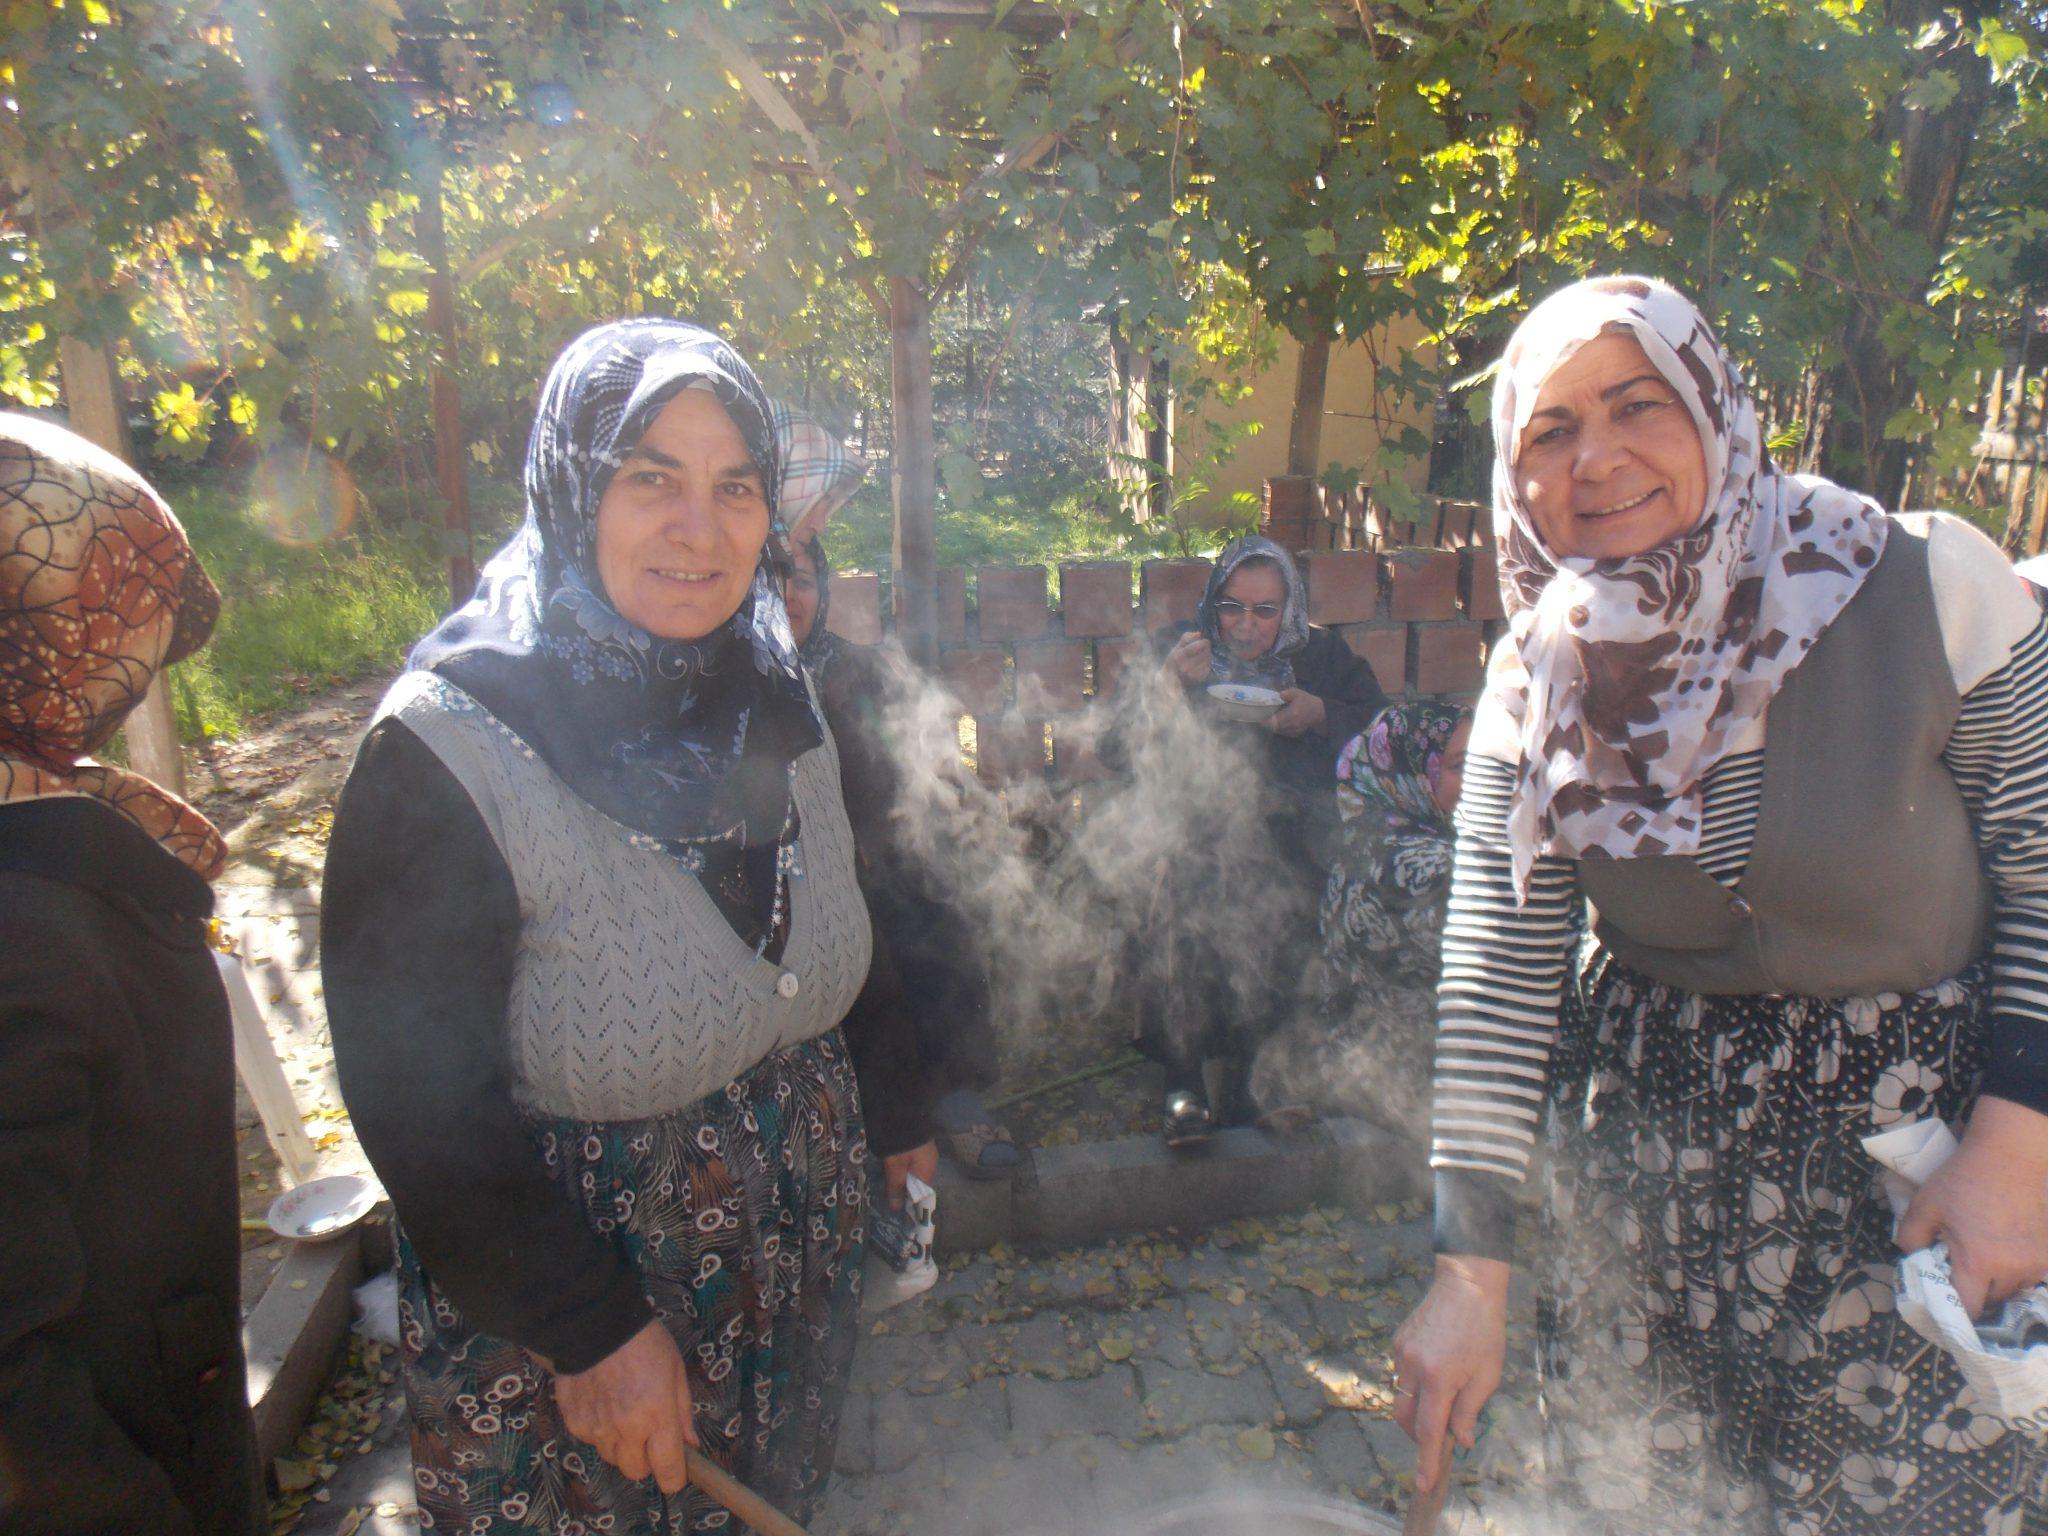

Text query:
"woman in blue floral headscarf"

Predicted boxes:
[[1251, 701, 1471, 1138], [324, 321, 909, 1533]]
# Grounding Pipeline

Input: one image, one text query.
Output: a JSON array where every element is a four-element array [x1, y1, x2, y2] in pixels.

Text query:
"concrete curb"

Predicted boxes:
[[245, 1119, 1420, 1465], [932, 1115, 1420, 1254], [243, 1212, 390, 1468]]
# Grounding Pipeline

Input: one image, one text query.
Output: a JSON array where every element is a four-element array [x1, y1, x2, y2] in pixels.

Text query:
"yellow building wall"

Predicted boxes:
[[1173, 315, 1437, 521]]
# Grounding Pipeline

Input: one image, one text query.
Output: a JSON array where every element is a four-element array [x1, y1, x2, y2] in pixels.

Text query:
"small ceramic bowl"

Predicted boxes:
[[1206, 682, 1285, 723], [266, 1173, 381, 1244]]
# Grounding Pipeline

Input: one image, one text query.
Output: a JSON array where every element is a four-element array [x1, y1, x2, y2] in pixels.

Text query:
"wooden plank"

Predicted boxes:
[[418, 171, 476, 608], [55, 337, 188, 795]]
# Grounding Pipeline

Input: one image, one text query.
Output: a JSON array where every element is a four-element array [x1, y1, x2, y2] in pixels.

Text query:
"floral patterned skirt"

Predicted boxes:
[[1536, 953, 2047, 1535], [396, 1029, 867, 1534]]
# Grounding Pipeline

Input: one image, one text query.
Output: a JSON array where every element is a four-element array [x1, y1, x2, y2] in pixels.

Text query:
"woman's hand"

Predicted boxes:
[[554, 1319, 699, 1492], [882, 1141, 940, 1211], [1898, 1096, 2048, 1316], [1164, 631, 1212, 684], [1265, 688, 1326, 737], [1391, 1255, 1510, 1493]]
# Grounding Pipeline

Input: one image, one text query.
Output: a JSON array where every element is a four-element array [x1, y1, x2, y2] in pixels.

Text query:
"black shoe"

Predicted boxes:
[[1162, 1086, 1215, 1149]]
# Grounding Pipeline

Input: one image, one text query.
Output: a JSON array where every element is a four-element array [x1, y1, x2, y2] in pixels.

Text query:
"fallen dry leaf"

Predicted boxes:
[[1234, 1426, 1277, 1461]]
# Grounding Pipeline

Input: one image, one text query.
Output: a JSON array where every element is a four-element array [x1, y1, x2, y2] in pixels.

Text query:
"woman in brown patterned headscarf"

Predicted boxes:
[[0, 410, 226, 875], [0, 412, 264, 1534]]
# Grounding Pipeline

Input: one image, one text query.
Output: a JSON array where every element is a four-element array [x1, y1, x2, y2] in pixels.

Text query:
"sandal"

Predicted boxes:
[[935, 1089, 1021, 1180], [1162, 1086, 1215, 1149], [940, 1120, 1021, 1180]]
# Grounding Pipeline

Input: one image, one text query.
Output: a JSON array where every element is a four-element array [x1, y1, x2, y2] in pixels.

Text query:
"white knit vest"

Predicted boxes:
[[373, 671, 871, 1121]]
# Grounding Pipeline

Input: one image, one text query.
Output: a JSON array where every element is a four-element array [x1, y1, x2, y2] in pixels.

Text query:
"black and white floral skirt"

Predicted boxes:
[[1536, 953, 2047, 1535]]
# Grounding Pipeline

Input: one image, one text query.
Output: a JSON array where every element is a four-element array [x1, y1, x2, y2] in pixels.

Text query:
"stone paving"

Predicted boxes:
[[285, 1208, 1545, 1536]]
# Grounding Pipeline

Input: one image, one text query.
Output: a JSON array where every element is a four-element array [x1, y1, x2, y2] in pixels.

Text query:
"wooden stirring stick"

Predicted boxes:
[[683, 1445, 815, 1536], [1403, 1439, 1456, 1536]]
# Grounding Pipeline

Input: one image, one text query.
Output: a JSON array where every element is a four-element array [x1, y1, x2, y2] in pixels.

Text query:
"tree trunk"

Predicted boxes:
[[1287, 330, 1333, 479], [1817, 6, 1995, 503], [418, 170, 477, 609], [890, 275, 939, 668]]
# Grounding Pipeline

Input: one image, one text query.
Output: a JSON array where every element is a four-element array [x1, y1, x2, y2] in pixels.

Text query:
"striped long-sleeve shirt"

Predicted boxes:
[[1432, 513, 2048, 1258]]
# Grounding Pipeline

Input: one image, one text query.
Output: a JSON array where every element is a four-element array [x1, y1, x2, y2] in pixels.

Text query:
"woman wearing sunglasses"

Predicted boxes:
[[1111, 534, 1388, 1144]]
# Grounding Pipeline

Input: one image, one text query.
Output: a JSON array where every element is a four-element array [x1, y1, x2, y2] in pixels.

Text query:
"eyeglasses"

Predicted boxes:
[[1214, 599, 1282, 620]]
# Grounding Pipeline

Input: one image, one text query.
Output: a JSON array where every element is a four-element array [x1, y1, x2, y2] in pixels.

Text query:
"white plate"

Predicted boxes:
[[266, 1173, 381, 1244], [1206, 682, 1285, 722]]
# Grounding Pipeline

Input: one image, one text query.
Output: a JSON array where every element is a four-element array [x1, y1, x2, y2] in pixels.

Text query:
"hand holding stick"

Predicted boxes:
[[1402, 1436, 1455, 1536], [685, 1445, 813, 1536]]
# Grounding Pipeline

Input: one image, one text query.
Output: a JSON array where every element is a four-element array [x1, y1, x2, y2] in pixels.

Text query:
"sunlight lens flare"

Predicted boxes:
[[255, 447, 359, 547]]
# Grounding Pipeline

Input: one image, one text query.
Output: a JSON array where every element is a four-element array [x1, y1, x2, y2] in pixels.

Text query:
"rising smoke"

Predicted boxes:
[[868, 637, 1290, 1076], [860, 630, 1426, 1136]]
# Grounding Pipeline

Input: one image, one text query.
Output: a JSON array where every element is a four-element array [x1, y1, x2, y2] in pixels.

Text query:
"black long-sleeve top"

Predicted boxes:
[[0, 799, 264, 1536], [322, 719, 929, 1375]]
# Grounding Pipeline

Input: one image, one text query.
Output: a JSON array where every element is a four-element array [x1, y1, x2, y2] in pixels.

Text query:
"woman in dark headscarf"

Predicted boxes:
[[324, 322, 901, 1532], [1110, 533, 1388, 1143], [0, 415, 264, 1534], [1157, 534, 1386, 798], [1250, 701, 1471, 1139]]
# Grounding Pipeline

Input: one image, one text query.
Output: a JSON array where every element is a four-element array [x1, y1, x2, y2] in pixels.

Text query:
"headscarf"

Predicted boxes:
[[1489, 275, 1888, 893], [0, 413, 227, 878], [768, 400, 866, 676], [1336, 700, 1465, 836], [1324, 701, 1469, 989], [1196, 535, 1311, 690], [793, 533, 844, 674], [771, 400, 866, 540], [412, 319, 821, 847]]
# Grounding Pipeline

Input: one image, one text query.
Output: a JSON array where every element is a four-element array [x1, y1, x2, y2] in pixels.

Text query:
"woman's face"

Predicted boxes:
[[783, 542, 820, 645], [1216, 560, 1286, 660], [594, 390, 770, 641], [1514, 331, 1708, 561], [1432, 717, 1472, 815]]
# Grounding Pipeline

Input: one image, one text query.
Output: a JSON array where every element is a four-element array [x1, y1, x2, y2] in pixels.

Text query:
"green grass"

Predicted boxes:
[[161, 471, 521, 743]]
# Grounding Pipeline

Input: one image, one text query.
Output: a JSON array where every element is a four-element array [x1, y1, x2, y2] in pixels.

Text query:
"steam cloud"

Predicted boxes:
[[862, 635, 1423, 1138]]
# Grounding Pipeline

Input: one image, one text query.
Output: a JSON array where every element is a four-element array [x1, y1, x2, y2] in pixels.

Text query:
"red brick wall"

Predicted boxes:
[[824, 504, 1499, 787]]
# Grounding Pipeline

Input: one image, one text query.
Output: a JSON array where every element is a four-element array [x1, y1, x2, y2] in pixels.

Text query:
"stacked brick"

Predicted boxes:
[[822, 498, 1499, 789]]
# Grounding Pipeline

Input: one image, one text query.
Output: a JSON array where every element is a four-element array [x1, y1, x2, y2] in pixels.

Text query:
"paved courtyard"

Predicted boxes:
[[282, 1207, 1544, 1536]]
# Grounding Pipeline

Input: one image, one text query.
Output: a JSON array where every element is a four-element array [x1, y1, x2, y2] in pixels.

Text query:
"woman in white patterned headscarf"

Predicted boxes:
[[1391, 276, 2048, 1533]]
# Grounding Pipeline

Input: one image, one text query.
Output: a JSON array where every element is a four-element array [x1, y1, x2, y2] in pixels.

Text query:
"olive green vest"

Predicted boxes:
[[1578, 519, 1991, 997]]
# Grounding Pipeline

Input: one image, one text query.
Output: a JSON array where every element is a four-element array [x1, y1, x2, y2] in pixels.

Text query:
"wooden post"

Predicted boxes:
[[887, 16, 938, 667], [55, 338, 188, 796], [1145, 350, 1172, 523], [890, 274, 939, 668], [29, 162, 187, 790], [1286, 330, 1332, 479], [418, 169, 476, 608]]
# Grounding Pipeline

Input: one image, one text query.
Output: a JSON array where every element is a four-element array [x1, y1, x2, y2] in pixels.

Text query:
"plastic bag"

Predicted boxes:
[[864, 1173, 938, 1311], [352, 1269, 402, 1348], [1862, 1118, 2048, 1429]]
